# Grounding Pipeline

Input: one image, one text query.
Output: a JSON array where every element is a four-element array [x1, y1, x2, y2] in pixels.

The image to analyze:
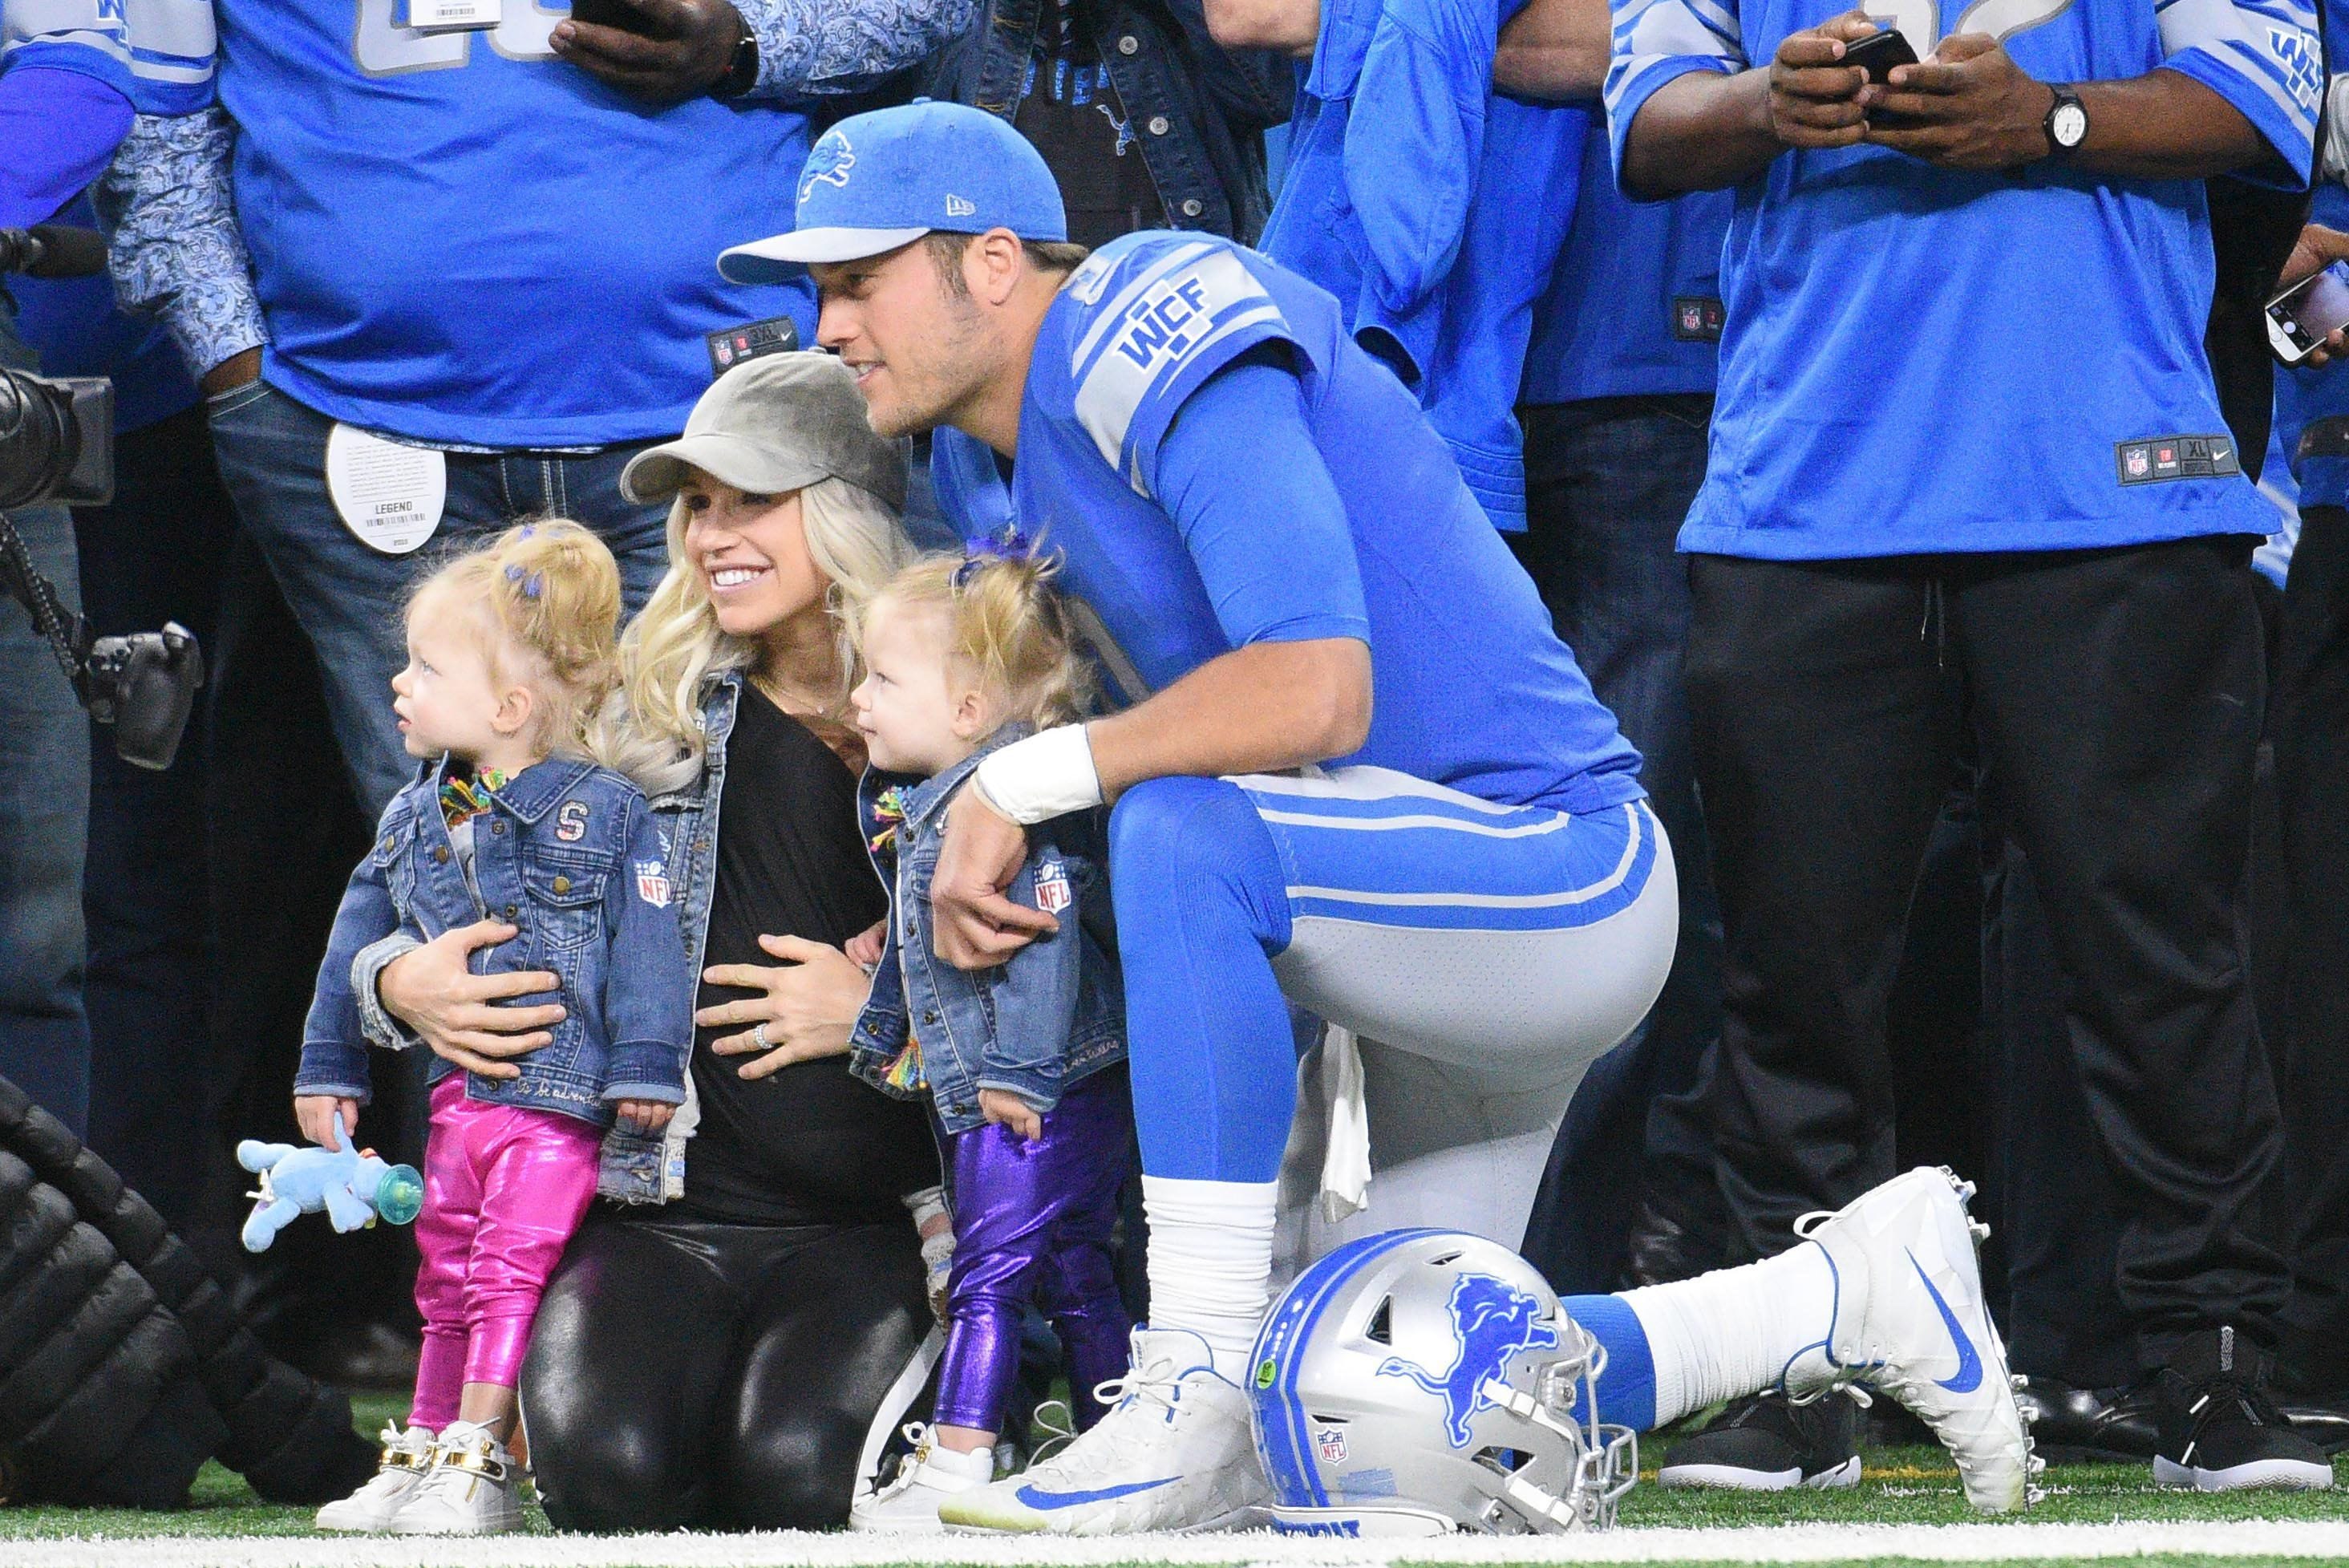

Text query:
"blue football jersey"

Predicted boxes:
[[931, 232, 1646, 815], [1606, 0, 2317, 557], [1521, 132, 1731, 405], [203, 0, 811, 447]]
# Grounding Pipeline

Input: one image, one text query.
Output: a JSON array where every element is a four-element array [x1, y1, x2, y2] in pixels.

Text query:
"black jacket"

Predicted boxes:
[[0, 1074, 375, 1508]]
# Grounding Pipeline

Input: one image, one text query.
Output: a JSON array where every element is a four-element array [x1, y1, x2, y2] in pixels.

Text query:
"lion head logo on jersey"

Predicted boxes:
[[1375, 1273, 1560, 1448], [799, 133, 857, 205]]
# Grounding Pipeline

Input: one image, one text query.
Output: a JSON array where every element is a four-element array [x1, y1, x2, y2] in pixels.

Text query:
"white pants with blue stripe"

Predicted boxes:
[[1108, 764, 1678, 1258]]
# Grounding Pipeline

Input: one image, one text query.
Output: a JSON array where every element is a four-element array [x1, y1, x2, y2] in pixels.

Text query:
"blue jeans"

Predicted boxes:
[[205, 381, 675, 815], [0, 298, 91, 1132], [1510, 394, 1723, 1293]]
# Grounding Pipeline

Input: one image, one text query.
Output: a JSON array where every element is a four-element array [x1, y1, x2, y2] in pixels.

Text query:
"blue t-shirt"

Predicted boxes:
[[1606, 0, 2318, 558], [932, 231, 1645, 815], [208, 0, 811, 447], [1521, 132, 1730, 405]]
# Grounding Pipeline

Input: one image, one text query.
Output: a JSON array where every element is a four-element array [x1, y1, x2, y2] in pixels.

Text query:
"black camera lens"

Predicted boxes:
[[0, 368, 112, 510]]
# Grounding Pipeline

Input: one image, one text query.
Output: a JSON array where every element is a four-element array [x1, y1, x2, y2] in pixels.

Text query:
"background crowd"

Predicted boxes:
[[3, 0, 2349, 1509]]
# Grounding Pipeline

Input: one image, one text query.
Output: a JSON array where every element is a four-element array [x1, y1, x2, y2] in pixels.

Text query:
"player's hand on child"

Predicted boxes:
[[979, 1088, 1044, 1142], [379, 919, 565, 1080], [845, 920, 887, 970], [700, 933, 872, 1079], [612, 1097, 676, 1136], [932, 786, 1058, 970], [294, 1094, 362, 1149]]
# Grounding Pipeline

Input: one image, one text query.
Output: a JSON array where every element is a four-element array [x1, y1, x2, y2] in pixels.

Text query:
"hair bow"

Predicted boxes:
[[952, 528, 1037, 590], [504, 564, 545, 599]]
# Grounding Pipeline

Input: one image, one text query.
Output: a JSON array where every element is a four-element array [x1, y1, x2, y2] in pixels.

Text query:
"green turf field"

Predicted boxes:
[[6, 1393, 2349, 1555]]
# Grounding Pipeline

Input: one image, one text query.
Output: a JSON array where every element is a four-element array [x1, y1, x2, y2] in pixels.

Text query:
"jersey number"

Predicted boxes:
[[1864, 0, 2072, 56], [353, 0, 566, 74]]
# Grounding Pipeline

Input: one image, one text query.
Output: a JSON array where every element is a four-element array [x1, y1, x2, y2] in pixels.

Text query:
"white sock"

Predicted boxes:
[[1141, 1174, 1279, 1382], [1619, 1241, 1837, 1426]]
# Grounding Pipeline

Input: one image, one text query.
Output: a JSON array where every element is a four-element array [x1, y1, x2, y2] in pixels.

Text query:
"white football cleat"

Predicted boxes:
[[1782, 1165, 2039, 1513], [315, 1423, 435, 1532], [938, 1327, 1269, 1534], [387, 1420, 524, 1535], [852, 1426, 993, 1531]]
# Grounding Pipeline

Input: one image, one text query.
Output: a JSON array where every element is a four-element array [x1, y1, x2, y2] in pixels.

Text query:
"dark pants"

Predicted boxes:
[[934, 1064, 1135, 1434], [74, 405, 237, 1225], [1509, 395, 1725, 1293], [1688, 538, 2286, 1365], [523, 1209, 933, 1531], [2274, 504, 2349, 1388], [0, 299, 89, 1132], [205, 380, 673, 815]]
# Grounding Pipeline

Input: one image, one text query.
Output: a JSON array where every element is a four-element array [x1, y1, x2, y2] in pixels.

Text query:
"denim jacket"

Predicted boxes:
[[908, 0, 1290, 244], [849, 728, 1124, 1133], [298, 758, 694, 1132], [353, 672, 784, 1202]]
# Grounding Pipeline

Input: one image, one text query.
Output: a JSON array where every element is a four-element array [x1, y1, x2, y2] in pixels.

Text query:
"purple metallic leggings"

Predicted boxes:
[[933, 1064, 1136, 1435], [410, 1074, 602, 1430]]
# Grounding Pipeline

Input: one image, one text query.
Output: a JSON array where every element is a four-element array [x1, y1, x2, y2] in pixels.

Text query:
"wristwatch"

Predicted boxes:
[[2043, 83, 2088, 157], [711, 15, 759, 99]]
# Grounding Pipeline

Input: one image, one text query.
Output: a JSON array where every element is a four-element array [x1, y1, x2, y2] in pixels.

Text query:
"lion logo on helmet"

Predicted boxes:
[[1375, 1272, 1559, 1447], [799, 133, 856, 205]]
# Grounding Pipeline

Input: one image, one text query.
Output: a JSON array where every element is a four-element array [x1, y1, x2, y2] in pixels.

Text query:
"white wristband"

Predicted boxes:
[[974, 724, 1103, 825]]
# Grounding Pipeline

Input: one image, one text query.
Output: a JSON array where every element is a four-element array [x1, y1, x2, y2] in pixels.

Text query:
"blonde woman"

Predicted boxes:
[[363, 354, 937, 1530]]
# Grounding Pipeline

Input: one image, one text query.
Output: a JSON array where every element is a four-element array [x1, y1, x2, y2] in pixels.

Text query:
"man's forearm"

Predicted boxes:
[[1202, 0, 1316, 56], [1087, 638, 1373, 798], [95, 109, 267, 381], [1493, 0, 1611, 103], [2065, 69, 2266, 180], [1622, 67, 1780, 195]]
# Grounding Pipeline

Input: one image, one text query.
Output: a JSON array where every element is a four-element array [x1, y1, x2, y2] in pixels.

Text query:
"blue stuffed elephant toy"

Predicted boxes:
[[237, 1114, 424, 1252]]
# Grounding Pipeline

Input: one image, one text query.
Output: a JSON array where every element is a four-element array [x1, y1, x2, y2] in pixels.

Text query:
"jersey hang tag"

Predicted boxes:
[[325, 424, 446, 556], [401, 0, 501, 32], [707, 315, 800, 379]]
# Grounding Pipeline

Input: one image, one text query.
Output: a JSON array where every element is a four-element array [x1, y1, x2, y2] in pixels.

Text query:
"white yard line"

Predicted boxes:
[[9, 1522, 2349, 1568]]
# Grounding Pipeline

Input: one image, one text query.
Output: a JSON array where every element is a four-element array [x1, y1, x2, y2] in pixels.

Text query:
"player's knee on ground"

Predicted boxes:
[[721, 1408, 868, 1530], [1108, 776, 1289, 953], [525, 1405, 699, 1532]]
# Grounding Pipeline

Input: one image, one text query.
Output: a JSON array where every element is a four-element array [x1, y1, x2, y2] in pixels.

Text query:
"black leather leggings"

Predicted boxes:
[[520, 1207, 932, 1531]]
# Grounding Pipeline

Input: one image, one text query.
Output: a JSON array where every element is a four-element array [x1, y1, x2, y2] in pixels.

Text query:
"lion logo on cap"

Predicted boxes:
[[799, 133, 857, 205]]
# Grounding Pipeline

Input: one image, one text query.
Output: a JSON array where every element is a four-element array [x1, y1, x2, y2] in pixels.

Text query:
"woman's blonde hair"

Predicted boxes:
[[591, 476, 914, 796], [869, 549, 1095, 735], [408, 520, 622, 761]]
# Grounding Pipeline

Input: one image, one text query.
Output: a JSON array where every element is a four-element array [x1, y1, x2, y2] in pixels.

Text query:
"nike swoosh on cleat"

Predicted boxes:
[[1015, 1478, 1178, 1509], [1907, 1250, 1984, 1394]]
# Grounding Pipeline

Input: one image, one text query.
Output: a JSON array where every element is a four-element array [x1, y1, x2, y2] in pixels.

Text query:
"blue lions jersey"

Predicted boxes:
[[199, 0, 809, 447], [931, 232, 1646, 816], [1606, 0, 2318, 558]]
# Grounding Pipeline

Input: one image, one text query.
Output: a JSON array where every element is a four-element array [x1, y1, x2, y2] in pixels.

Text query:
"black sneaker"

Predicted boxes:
[[2153, 1327, 2335, 1491], [1658, 1391, 1861, 1490], [2014, 1376, 2159, 1463]]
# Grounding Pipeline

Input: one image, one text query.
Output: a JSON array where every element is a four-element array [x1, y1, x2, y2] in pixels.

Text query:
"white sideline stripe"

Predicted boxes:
[[16, 1521, 2349, 1567]]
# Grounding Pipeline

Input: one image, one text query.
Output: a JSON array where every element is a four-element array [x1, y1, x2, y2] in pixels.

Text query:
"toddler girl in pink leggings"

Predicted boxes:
[[293, 522, 694, 1535]]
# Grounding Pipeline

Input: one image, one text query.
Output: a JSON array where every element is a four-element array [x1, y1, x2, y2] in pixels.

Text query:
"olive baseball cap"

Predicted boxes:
[[621, 351, 908, 509]]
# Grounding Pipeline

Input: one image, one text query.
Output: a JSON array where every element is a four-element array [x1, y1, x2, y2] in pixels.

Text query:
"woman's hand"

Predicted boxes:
[[698, 933, 873, 1080], [613, 1098, 677, 1136], [379, 920, 566, 1080], [978, 1088, 1043, 1143], [294, 1094, 361, 1149]]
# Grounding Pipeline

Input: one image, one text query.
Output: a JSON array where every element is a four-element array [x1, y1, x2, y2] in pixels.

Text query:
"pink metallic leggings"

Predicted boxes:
[[410, 1074, 602, 1431]]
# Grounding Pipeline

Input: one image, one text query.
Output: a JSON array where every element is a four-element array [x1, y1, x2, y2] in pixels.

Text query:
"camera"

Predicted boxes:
[[0, 367, 205, 771]]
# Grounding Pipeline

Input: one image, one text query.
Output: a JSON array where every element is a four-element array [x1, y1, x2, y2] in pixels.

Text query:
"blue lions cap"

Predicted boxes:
[[719, 100, 1067, 282]]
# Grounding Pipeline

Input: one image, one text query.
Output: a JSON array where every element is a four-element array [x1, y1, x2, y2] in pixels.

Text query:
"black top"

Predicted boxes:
[[677, 685, 938, 1226], [1013, 0, 1165, 251]]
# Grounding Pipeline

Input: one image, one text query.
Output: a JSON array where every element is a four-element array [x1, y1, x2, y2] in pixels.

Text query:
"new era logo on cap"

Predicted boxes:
[[718, 100, 1068, 282]]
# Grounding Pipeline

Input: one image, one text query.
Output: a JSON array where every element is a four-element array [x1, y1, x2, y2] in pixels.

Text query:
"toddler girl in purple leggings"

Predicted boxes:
[[844, 549, 1135, 1532]]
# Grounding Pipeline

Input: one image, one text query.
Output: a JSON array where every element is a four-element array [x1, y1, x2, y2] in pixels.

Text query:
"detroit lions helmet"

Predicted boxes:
[[1246, 1229, 1636, 1537]]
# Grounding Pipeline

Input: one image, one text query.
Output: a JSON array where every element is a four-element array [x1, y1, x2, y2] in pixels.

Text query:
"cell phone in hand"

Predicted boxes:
[[1841, 26, 1919, 82], [567, 0, 654, 32], [2269, 261, 2349, 366]]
